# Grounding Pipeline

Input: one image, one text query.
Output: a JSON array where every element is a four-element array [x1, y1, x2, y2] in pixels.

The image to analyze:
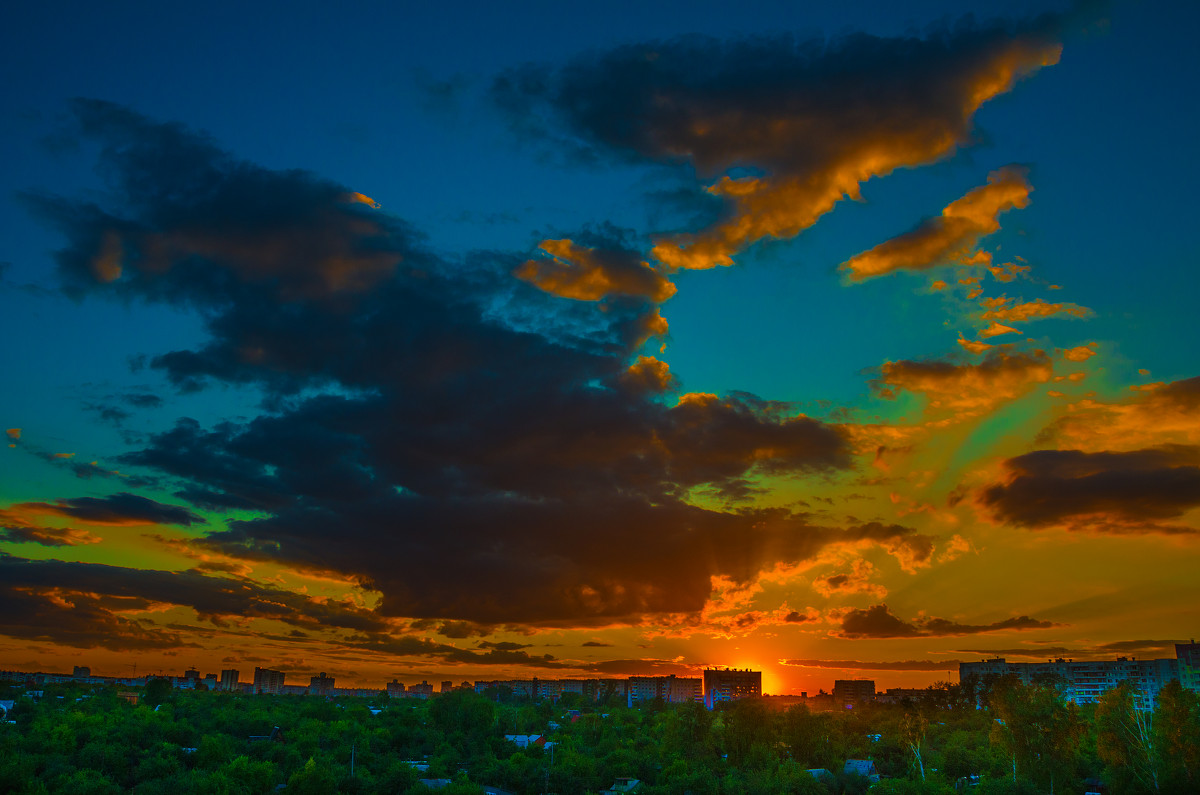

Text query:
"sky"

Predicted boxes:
[[2, 0, 1198, 695]]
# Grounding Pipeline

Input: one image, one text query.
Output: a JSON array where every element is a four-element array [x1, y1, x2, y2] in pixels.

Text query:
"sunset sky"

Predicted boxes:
[[3, 0, 1199, 695]]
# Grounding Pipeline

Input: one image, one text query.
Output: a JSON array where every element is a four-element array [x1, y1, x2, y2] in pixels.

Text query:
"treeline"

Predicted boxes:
[[0, 675, 1197, 794]]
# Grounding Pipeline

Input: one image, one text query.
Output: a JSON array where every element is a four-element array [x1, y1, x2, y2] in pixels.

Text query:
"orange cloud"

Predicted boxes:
[[873, 350, 1053, 416], [812, 559, 887, 599], [981, 297, 1092, 323], [342, 191, 381, 208], [630, 32, 1062, 270], [979, 321, 1020, 338], [955, 336, 993, 355], [515, 239, 676, 302], [1039, 375, 1200, 452], [1062, 345, 1098, 362], [620, 356, 676, 394], [841, 166, 1032, 280]]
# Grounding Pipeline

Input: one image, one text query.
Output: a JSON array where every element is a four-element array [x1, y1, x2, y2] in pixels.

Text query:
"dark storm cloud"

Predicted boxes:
[[17, 492, 205, 526], [490, 10, 1080, 270], [206, 495, 925, 625], [0, 554, 389, 640], [978, 445, 1200, 529], [22, 101, 862, 629], [837, 604, 1056, 639]]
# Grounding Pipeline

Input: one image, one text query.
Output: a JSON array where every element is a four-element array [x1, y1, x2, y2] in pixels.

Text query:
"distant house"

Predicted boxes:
[[601, 778, 641, 795], [0, 700, 13, 722], [504, 734, 546, 748], [843, 759, 880, 783]]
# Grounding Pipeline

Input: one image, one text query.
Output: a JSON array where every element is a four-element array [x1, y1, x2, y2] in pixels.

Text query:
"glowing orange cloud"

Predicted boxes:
[[620, 356, 676, 394], [1039, 375, 1200, 452], [979, 321, 1020, 338], [873, 350, 1053, 416], [342, 191, 381, 208], [841, 166, 1033, 280], [515, 239, 677, 302], [982, 297, 1091, 323], [647, 38, 1060, 271], [1062, 345, 1097, 362]]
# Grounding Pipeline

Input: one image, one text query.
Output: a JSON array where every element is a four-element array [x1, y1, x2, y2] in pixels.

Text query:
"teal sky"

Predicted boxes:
[[2, 1, 1198, 692]]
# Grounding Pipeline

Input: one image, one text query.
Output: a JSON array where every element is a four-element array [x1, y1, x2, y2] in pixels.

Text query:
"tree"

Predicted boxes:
[[1096, 680, 1159, 794], [900, 711, 928, 782], [142, 678, 173, 709], [1153, 680, 1200, 794], [989, 678, 1083, 794]]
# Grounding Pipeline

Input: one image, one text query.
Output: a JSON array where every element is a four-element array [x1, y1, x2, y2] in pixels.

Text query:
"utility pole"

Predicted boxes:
[[350, 743, 355, 778]]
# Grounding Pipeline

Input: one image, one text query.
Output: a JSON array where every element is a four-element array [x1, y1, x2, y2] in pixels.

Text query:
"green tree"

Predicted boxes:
[[286, 757, 337, 795], [1154, 680, 1200, 794], [990, 678, 1084, 795], [143, 678, 174, 709], [1096, 680, 1159, 794]]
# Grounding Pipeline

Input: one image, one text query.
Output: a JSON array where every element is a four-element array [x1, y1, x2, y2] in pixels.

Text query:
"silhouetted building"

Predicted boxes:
[[387, 679, 406, 698], [703, 668, 761, 708], [409, 680, 434, 699], [627, 675, 702, 706], [309, 672, 335, 696], [253, 667, 285, 695], [72, 666, 90, 678], [833, 679, 875, 706], [220, 669, 240, 691]]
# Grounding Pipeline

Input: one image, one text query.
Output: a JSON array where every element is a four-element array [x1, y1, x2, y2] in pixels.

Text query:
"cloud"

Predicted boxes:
[[1061, 345, 1097, 362], [493, 16, 1065, 271], [977, 445, 1200, 531], [0, 525, 102, 547], [956, 640, 1187, 660], [515, 238, 676, 302], [811, 559, 887, 598], [780, 658, 964, 671], [0, 553, 391, 647], [979, 321, 1020, 338], [981, 297, 1092, 323], [841, 166, 1032, 280], [1038, 374, 1200, 452], [836, 603, 1057, 639], [10, 493, 205, 526], [871, 350, 1052, 416]]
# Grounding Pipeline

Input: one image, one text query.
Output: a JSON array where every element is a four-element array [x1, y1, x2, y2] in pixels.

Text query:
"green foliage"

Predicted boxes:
[[143, 678, 174, 709], [4, 675, 1200, 795]]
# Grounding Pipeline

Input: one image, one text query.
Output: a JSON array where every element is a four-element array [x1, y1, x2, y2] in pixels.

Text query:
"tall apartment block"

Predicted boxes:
[[960, 643, 1200, 710], [627, 675, 703, 706], [253, 666, 285, 695], [703, 668, 762, 709]]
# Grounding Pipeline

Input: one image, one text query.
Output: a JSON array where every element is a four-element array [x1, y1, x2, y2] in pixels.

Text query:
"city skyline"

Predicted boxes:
[[2, 1, 1199, 694]]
